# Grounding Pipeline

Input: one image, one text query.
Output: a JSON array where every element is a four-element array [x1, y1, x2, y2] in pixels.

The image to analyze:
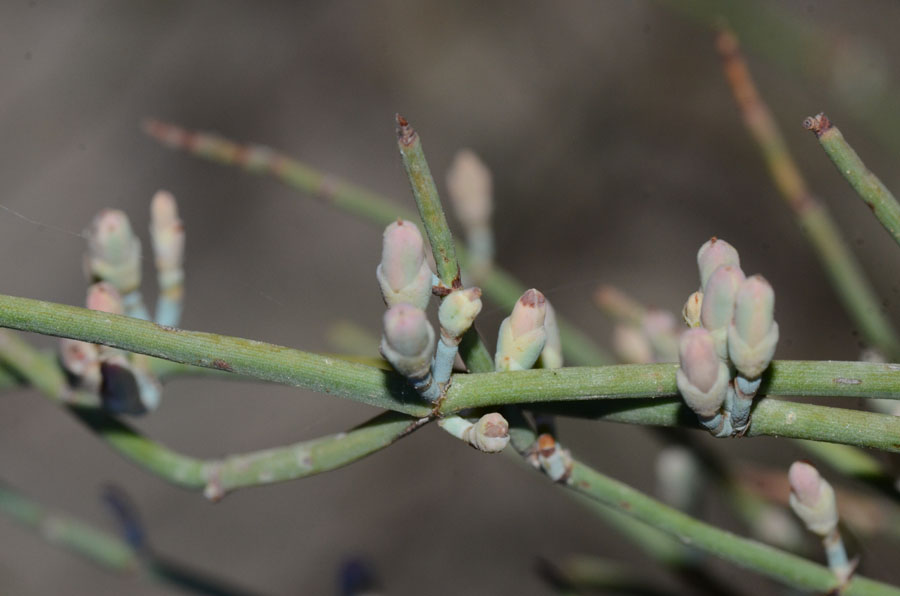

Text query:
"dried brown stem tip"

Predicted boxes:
[[803, 113, 832, 137], [396, 113, 416, 146]]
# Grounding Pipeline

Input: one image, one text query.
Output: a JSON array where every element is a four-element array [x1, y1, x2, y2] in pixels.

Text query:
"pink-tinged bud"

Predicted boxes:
[[380, 303, 435, 379], [376, 220, 433, 309], [788, 461, 838, 536], [697, 237, 740, 288], [613, 324, 653, 364], [85, 209, 142, 293], [728, 275, 779, 379], [700, 265, 745, 359], [683, 291, 703, 328], [86, 282, 123, 315], [495, 289, 548, 371], [676, 328, 729, 417], [59, 339, 100, 389], [150, 190, 185, 275], [467, 412, 509, 453], [438, 287, 483, 341], [446, 149, 493, 230], [510, 289, 546, 338]]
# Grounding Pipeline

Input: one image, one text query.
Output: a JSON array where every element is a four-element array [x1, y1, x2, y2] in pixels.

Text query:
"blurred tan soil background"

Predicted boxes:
[[0, 1, 899, 594]]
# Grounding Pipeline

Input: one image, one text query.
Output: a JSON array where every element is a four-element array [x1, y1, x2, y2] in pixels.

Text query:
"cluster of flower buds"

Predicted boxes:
[[64, 193, 188, 415], [446, 149, 494, 281], [495, 289, 548, 372], [677, 238, 779, 435], [437, 412, 510, 453], [788, 461, 852, 583], [376, 219, 483, 402]]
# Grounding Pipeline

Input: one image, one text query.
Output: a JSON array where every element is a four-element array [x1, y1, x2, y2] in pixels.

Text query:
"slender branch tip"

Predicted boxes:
[[803, 113, 832, 137], [395, 113, 416, 145]]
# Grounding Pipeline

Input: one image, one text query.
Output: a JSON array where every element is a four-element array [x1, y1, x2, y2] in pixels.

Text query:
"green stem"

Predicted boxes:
[[805, 113, 900, 249], [717, 31, 900, 359], [537, 397, 900, 452], [142, 120, 612, 365], [566, 460, 900, 595], [395, 115, 460, 289], [0, 485, 138, 573]]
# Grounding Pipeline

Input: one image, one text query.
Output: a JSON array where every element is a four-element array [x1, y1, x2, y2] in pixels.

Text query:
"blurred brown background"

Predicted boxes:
[[0, 1, 898, 594]]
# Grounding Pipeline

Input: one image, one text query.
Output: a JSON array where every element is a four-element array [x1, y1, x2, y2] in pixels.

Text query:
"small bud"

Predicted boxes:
[[788, 461, 838, 536], [464, 413, 510, 453], [495, 289, 547, 371], [643, 310, 679, 362], [698, 237, 740, 288], [376, 220, 433, 309], [438, 287, 482, 342], [85, 209, 142, 293], [682, 291, 703, 328], [539, 301, 563, 369], [676, 328, 729, 417], [728, 275, 779, 379], [656, 446, 702, 510], [86, 282, 124, 315], [446, 149, 492, 230], [150, 190, 185, 280], [536, 434, 573, 482], [700, 265, 745, 359], [612, 324, 653, 364], [380, 303, 436, 380], [59, 339, 101, 389]]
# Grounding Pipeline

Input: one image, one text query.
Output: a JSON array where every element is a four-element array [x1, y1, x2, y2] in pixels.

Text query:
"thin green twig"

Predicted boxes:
[[804, 113, 900, 249], [142, 119, 612, 366], [717, 30, 900, 359], [1, 296, 900, 450], [507, 410, 900, 594]]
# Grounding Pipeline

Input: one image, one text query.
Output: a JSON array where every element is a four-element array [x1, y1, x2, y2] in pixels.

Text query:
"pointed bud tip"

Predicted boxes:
[[788, 461, 823, 505], [520, 288, 546, 308]]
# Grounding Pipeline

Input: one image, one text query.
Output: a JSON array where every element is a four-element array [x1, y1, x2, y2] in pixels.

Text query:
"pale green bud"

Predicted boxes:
[[698, 237, 740, 288], [495, 289, 547, 372], [539, 301, 563, 369], [438, 287, 482, 342], [446, 149, 492, 230], [613, 324, 653, 364], [85, 210, 142, 293], [700, 265, 745, 359], [789, 461, 838, 536], [376, 220, 433, 309], [380, 303, 435, 379], [150, 190, 185, 285], [656, 446, 702, 510], [465, 413, 509, 453], [728, 275, 779, 379], [682, 291, 703, 328], [676, 328, 729, 417]]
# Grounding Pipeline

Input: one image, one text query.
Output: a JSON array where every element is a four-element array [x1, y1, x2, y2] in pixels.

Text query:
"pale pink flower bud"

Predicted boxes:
[[613, 324, 653, 364], [495, 289, 547, 371], [380, 303, 435, 379], [446, 149, 492, 230], [466, 412, 509, 453], [700, 265, 745, 359], [376, 220, 433, 309], [788, 461, 838, 536], [676, 328, 729, 417], [438, 287, 483, 341], [729, 275, 779, 379], [150, 190, 185, 275], [682, 291, 703, 328], [697, 237, 740, 288]]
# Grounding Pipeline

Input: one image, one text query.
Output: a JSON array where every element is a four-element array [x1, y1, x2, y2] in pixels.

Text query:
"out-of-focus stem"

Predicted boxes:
[[716, 30, 900, 359], [805, 113, 900, 249], [0, 485, 139, 573], [142, 119, 612, 366]]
